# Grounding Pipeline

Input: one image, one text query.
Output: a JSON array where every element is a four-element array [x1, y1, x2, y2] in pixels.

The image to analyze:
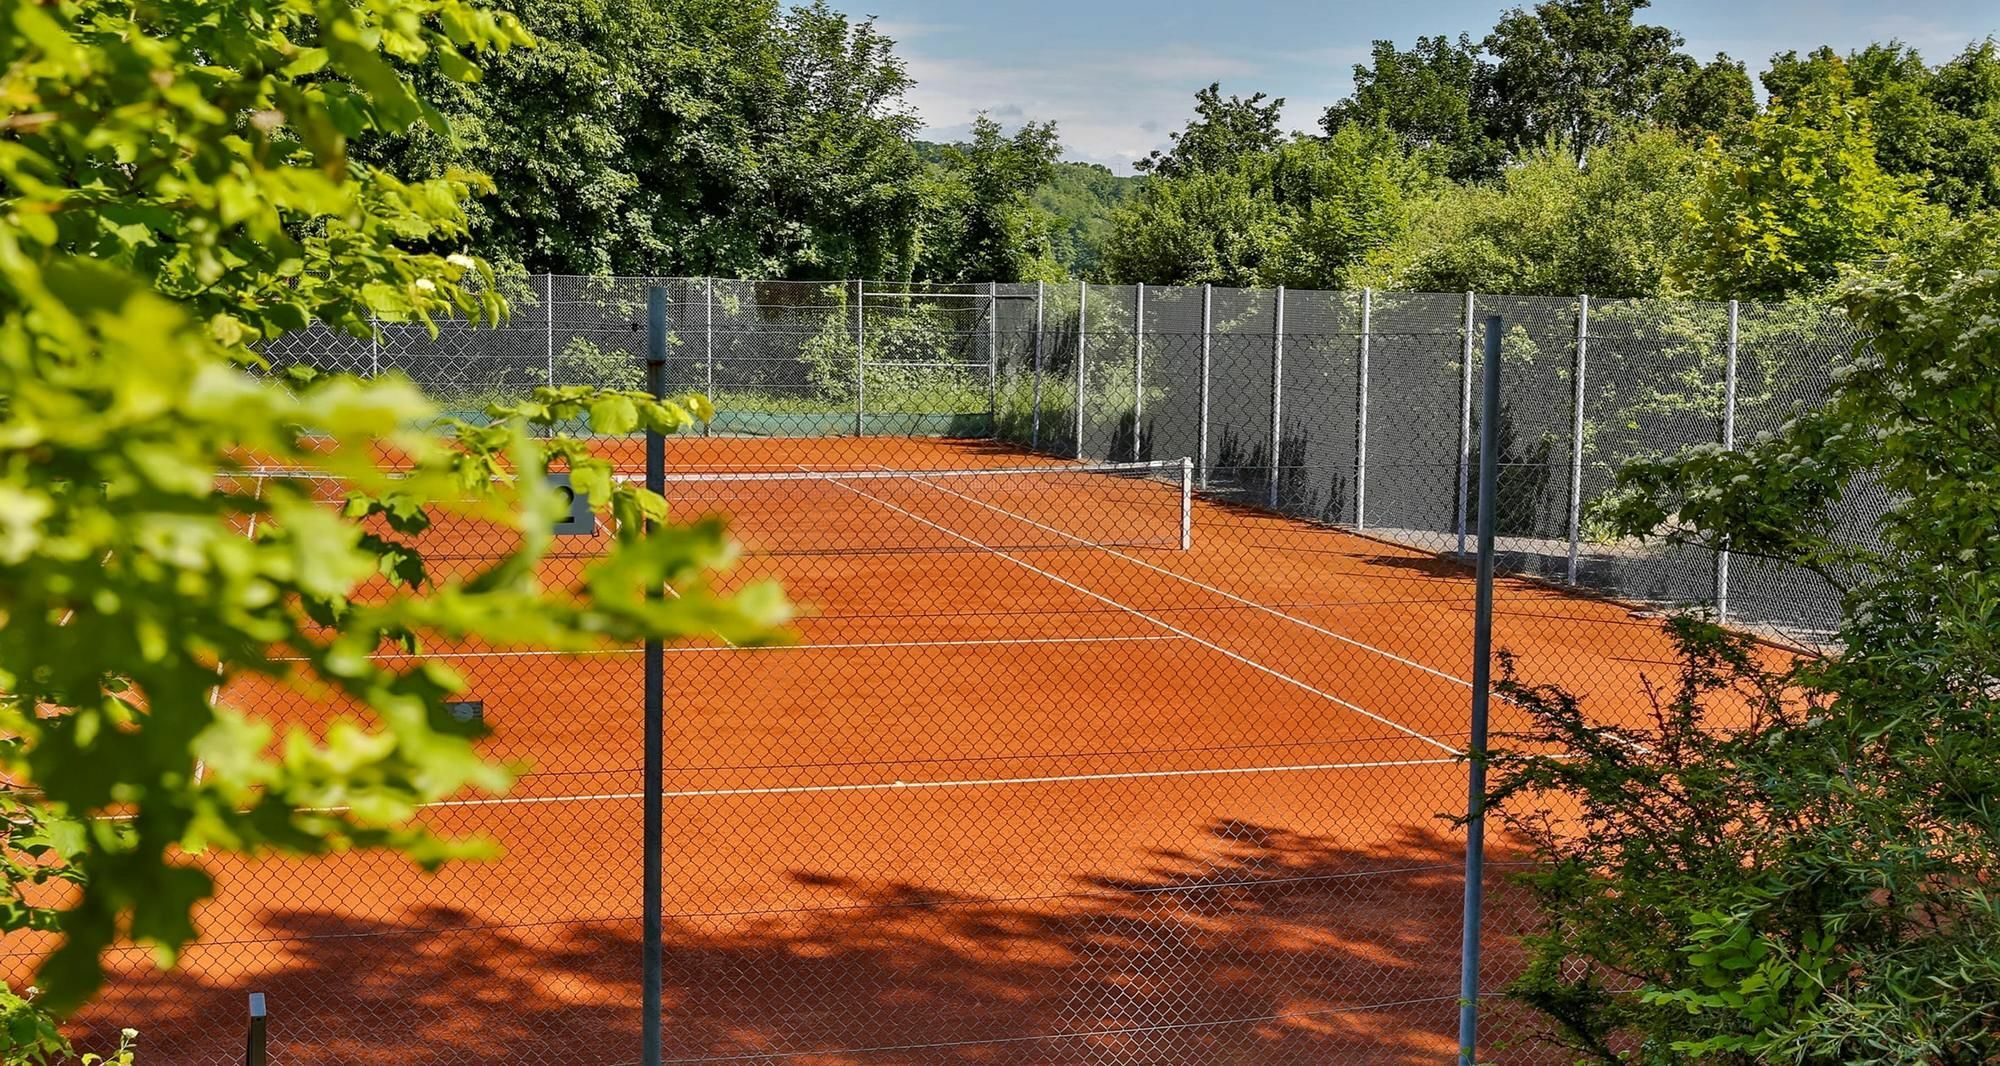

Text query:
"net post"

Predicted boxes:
[[1180, 455, 1193, 550], [853, 279, 866, 437], [1267, 286, 1285, 509], [1718, 299, 1739, 622], [1459, 314, 1504, 1066], [1566, 294, 1589, 584], [703, 278, 715, 438], [1031, 281, 1044, 450], [1457, 292, 1476, 558], [244, 992, 267, 1066], [1198, 283, 1212, 491], [642, 286, 668, 1066], [988, 280, 1000, 437], [1132, 282, 1145, 460], [1355, 287, 1372, 530], [1074, 280, 1087, 459], [544, 272, 556, 387]]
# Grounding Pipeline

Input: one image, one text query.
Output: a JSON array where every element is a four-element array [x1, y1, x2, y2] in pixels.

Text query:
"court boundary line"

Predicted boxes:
[[265, 634, 1186, 664], [815, 474, 1461, 756], [891, 462, 1479, 693]]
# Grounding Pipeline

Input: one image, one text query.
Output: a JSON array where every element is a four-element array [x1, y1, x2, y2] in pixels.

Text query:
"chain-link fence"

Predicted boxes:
[[40, 277, 1868, 1064]]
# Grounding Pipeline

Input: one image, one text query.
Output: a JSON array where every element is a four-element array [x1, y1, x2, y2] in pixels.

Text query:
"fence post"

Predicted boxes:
[[1180, 456, 1193, 550], [1458, 314, 1504, 1066], [1198, 283, 1213, 490], [703, 278, 715, 437], [369, 315, 380, 377], [544, 272, 556, 387], [1074, 281, 1088, 460], [1565, 295, 1589, 584], [1132, 283, 1146, 460], [1031, 280, 1045, 450], [1718, 300, 1739, 622], [1457, 292, 1476, 558], [853, 279, 866, 437], [1355, 288, 1372, 529], [642, 287, 669, 1066], [988, 280, 1000, 436], [1267, 286, 1286, 509]]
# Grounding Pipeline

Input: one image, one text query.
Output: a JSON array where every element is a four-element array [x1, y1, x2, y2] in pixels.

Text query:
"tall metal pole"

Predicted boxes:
[[703, 278, 715, 438], [1031, 281, 1045, 450], [545, 273, 556, 387], [642, 287, 668, 1066], [988, 281, 1000, 435], [1457, 314, 1504, 1066], [1132, 283, 1146, 460], [369, 315, 381, 377], [1267, 286, 1286, 509], [1074, 281, 1088, 460], [853, 279, 866, 437], [1355, 288, 1372, 529], [1197, 284, 1213, 491], [1457, 293, 1476, 558], [1566, 296, 1590, 584], [1718, 300, 1739, 622]]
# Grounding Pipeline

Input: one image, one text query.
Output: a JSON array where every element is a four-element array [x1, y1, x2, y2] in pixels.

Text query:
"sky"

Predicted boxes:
[[824, 0, 2000, 173]]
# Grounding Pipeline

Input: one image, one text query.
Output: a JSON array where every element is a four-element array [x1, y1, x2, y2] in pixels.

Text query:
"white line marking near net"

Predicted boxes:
[[814, 474, 1462, 757], [262, 634, 1186, 664], [895, 464, 1479, 692]]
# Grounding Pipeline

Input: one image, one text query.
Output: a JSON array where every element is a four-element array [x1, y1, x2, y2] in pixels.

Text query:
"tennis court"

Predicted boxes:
[[64, 434, 1694, 1064]]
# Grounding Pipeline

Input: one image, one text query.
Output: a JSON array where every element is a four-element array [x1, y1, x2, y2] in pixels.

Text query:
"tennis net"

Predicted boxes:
[[226, 458, 1195, 560]]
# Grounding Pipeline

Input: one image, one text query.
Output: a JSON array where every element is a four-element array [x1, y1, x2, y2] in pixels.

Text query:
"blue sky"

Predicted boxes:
[[825, 0, 2000, 173]]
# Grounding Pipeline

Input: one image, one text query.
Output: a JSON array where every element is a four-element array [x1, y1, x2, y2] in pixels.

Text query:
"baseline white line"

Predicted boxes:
[[815, 475, 1461, 756], [262, 634, 1186, 664], [895, 464, 1479, 692]]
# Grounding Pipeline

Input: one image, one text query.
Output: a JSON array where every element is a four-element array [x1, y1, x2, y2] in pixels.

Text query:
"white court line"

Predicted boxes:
[[814, 474, 1461, 757], [894, 464, 1479, 693], [264, 634, 1186, 664]]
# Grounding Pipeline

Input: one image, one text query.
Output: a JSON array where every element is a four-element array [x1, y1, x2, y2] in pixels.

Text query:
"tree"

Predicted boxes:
[[1486, 213, 2000, 1064], [917, 116, 1064, 282], [1135, 83, 1287, 179], [1655, 53, 1757, 135], [1357, 129, 1700, 297], [362, 0, 928, 279], [1678, 61, 1940, 300], [1482, 0, 1695, 151], [1032, 162, 1144, 280], [1321, 35, 1505, 181], [0, 0, 783, 1047]]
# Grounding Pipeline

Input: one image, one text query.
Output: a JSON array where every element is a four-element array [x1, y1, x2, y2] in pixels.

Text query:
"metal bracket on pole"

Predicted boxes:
[[1031, 281, 1045, 450], [1566, 296, 1589, 584], [1457, 292, 1476, 558], [1355, 288, 1372, 529], [1197, 283, 1213, 491], [642, 286, 668, 1066], [1718, 300, 1739, 622], [1132, 283, 1146, 460], [1074, 281, 1087, 460], [1457, 314, 1504, 1066], [1267, 286, 1286, 509], [853, 279, 866, 437]]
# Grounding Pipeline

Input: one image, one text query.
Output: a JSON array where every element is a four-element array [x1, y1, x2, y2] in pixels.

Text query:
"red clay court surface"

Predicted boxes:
[[36, 436, 1713, 1064]]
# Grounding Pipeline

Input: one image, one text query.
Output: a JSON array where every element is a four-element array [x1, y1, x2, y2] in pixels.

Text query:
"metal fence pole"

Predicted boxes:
[[1565, 295, 1590, 584], [244, 992, 267, 1066], [1355, 288, 1372, 529], [988, 281, 1000, 435], [1198, 283, 1213, 491], [544, 273, 556, 387], [1031, 281, 1045, 451], [1457, 292, 1476, 557], [1718, 299, 1739, 622], [1132, 283, 1146, 460], [642, 287, 668, 1066], [853, 279, 866, 437], [369, 315, 380, 377], [703, 278, 715, 438], [1074, 281, 1087, 460], [1267, 286, 1286, 509], [1458, 314, 1504, 1066]]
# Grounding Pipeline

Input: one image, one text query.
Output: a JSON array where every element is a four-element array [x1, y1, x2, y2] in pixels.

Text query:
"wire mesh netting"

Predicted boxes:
[[36, 277, 1873, 1064]]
